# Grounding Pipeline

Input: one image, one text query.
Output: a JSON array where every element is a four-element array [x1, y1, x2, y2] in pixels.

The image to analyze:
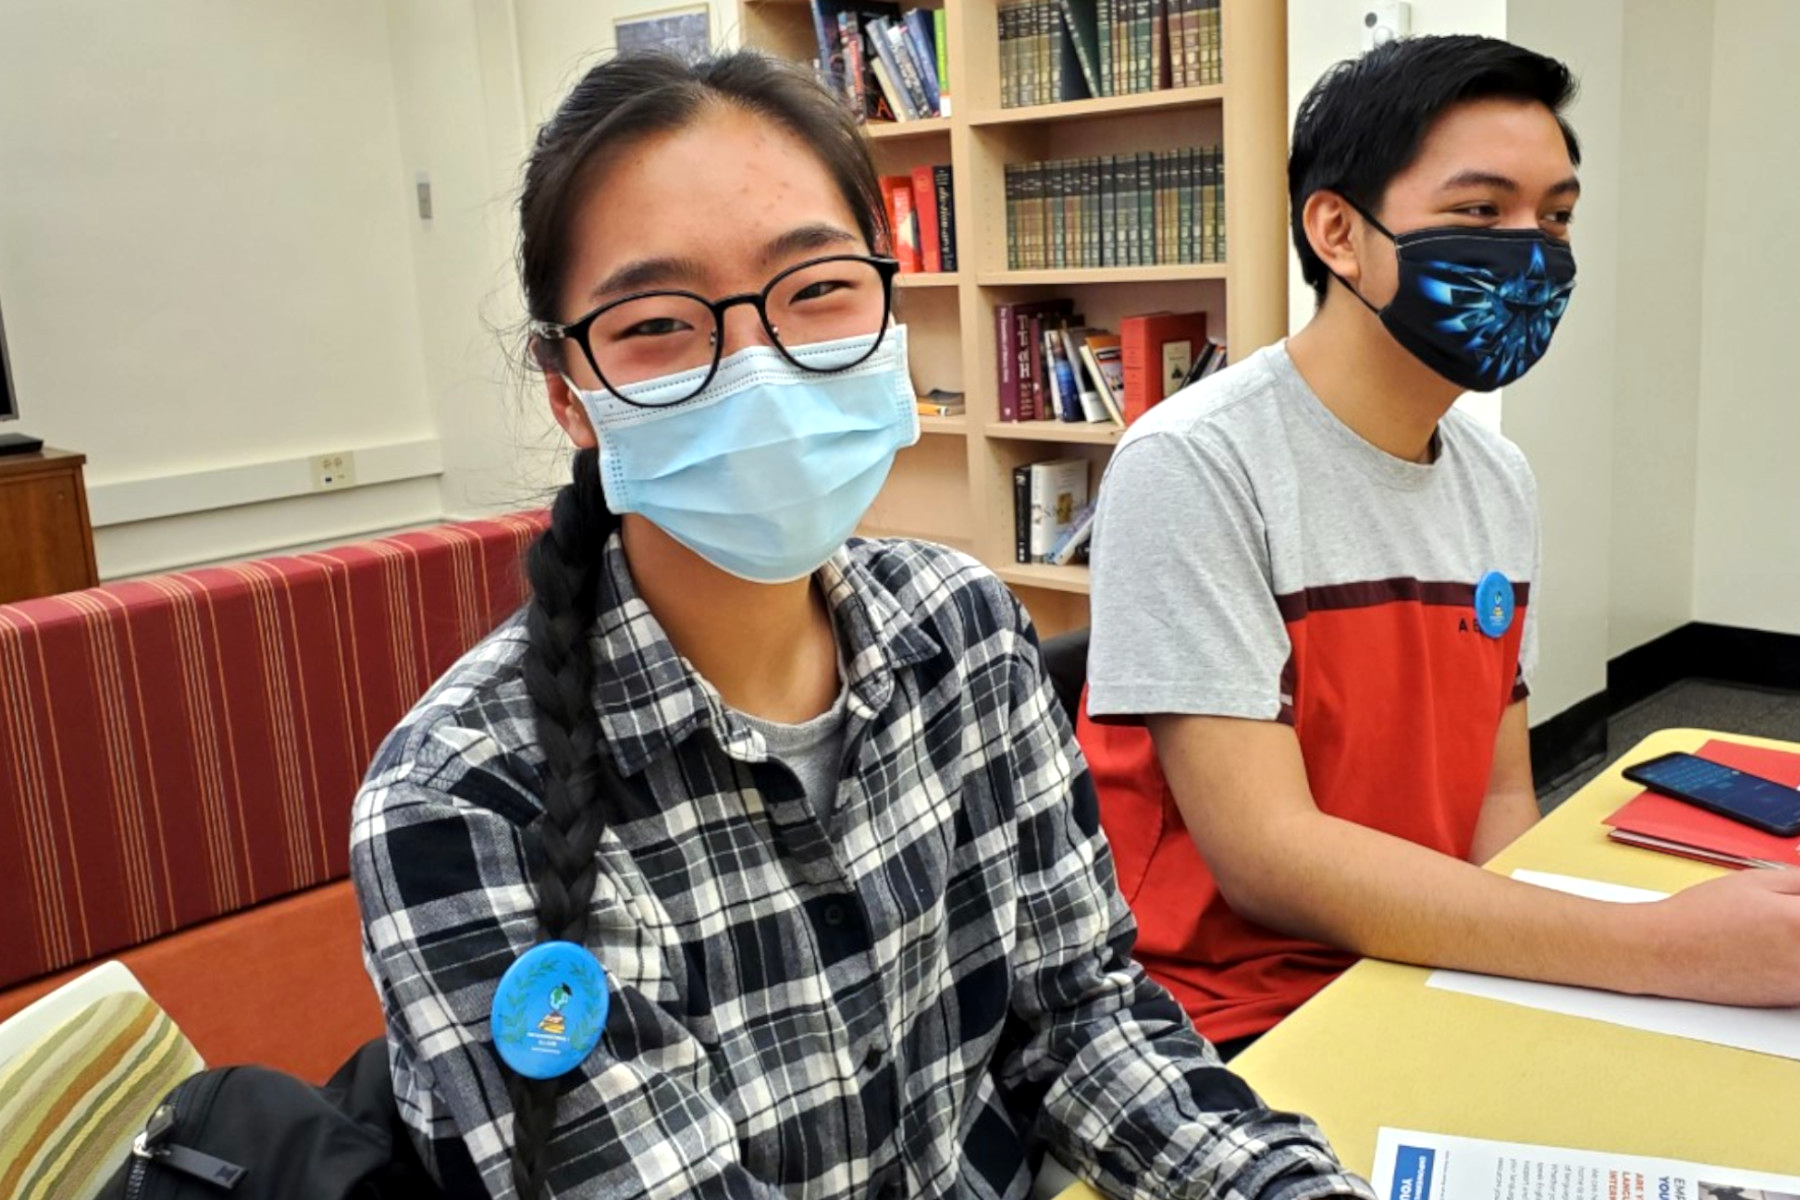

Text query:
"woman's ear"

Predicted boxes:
[[534, 335, 599, 449], [544, 370, 599, 450]]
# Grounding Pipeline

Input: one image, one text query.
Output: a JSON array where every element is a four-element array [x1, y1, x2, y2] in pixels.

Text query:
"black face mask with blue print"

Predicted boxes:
[[1336, 201, 1577, 393]]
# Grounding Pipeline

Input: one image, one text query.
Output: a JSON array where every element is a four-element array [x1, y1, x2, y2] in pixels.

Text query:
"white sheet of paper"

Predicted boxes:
[[1426, 870, 1800, 1060]]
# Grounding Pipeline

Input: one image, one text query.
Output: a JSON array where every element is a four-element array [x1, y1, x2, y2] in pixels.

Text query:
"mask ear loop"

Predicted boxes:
[[1323, 191, 1398, 315]]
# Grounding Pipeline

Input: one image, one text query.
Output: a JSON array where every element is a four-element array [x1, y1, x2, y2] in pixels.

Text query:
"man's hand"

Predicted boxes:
[[1623, 869, 1800, 1007]]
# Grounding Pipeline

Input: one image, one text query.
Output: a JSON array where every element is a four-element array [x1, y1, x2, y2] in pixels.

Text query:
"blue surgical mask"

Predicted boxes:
[[568, 327, 919, 583]]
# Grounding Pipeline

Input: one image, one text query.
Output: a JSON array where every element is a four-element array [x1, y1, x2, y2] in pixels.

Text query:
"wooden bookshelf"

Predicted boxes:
[[896, 272, 963, 288], [983, 421, 1122, 446], [966, 84, 1226, 127], [866, 116, 955, 140], [740, 0, 1288, 636]]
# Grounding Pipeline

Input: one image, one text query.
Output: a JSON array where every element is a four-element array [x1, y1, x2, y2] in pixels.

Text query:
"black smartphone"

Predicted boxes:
[[1622, 751, 1800, 837]]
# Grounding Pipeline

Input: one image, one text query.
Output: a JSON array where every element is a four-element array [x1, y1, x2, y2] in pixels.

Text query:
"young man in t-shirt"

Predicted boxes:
[[1079, 34, 1800, 1056]]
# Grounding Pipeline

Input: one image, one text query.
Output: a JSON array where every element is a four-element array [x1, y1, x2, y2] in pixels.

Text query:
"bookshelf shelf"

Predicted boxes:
[[977, 264, 1229, 286], [967, 85, 1227, 128], [984, 421, 1122, 445], [741, 0, 1289, 635], [866, 117, 954, 141], [897, 272, 963, 288], [995, 562, 1092, 594]]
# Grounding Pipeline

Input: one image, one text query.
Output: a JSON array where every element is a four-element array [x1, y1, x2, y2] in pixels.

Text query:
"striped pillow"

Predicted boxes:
[[0, 990, 202, 1200]]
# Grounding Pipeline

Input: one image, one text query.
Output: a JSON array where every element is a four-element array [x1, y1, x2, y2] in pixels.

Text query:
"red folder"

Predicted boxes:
[[1604, 739, 1800, 869]]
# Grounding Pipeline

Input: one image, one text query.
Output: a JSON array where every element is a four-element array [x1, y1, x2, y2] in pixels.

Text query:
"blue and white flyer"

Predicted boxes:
[[1374, 1130, 1800, 1200]]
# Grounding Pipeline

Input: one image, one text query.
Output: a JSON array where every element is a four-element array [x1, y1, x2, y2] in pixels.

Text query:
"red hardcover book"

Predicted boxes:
[[1119, 310, 1206, 423], [880, 175, 920, 273], [912, 165, 942, 272], [1605, 740, 1800, 870]]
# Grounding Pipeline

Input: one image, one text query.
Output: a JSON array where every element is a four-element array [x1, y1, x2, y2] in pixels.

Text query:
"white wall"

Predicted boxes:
[[1502, 0, 1625, 722], [1606, 0, 1713, 656], [384, 0, 565, 521], [1691, 0, 1800, 636], [0, 1, 446, 579]]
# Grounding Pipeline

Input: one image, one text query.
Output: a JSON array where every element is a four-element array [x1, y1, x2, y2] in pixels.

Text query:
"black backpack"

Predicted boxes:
[[100, 1039, 444, 1200]]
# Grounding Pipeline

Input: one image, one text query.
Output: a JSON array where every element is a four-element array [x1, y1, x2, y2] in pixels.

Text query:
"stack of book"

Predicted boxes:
[[1004, 147, 1224, 270], [1013, 458, 1095, 566], [994, 301, 1225, 425], [810, 1, 951, 122], [879, 166, 958, 273], [998, 0, 1221, 107]]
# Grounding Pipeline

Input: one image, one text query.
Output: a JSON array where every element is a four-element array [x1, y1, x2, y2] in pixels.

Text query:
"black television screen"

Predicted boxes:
[[0, 304, 16, 422]]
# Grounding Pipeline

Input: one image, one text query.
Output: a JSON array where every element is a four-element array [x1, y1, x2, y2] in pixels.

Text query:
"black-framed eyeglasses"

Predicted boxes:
[[532, 253, 900, 408]]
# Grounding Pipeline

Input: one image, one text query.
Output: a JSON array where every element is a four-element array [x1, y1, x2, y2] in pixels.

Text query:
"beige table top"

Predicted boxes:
[[1058, 727, 1800, 1197]]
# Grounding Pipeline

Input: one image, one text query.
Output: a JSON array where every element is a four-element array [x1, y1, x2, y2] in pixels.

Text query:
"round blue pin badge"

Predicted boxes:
[[491, 941, 609, 1080], [1474, 570, 1515, 639]]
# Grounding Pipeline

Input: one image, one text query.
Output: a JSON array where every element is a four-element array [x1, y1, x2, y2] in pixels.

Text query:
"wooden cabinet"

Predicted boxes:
[[0, 448, 100, 604]]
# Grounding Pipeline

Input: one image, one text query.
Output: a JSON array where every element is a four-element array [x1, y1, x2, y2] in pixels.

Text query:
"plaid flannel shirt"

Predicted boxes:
[[352, 534, 1372, 1200]]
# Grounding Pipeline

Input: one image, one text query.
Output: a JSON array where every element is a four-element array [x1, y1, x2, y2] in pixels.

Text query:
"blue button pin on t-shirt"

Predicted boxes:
[[492, 941, 608, 1080], [1474, 570, 1515, 639]]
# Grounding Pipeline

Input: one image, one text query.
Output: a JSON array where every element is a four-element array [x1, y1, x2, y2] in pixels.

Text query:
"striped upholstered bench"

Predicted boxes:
[[0, 513, 544, 1080]]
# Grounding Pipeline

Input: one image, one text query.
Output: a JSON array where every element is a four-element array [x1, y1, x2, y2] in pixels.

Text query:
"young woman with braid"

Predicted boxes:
[[351, 50, 1370, 1200]]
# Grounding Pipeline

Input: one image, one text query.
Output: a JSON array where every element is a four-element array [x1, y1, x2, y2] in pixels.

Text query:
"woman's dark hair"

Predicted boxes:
[[1289, 34, 1582, 306], [509, 50, 885, 1200]]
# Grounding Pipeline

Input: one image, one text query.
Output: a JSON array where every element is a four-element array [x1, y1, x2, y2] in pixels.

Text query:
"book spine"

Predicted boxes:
[[869, 53, 907, 122], [934, 164, 958, 272], [1208, 0, 1221, 84], [1048, 0, 1064, 104], [1036, 162, 1050, 271], [912, 165, 941, 272], [902, 11, 942, 115], [882, 19, 934, 120], [1005, 162, 1021, 269], [837, 13, 869, 118], [1094, 154, 1108, 268], [1120, 320, 1150, 423], [998, 1, 1013, 108], [934, 8, 951, 115], [1150, 0, 1166, 92], [997, 304, 1020, 421], [1014, 464, 1032, 563], [1050, 160, 1067, 270], [1098, 0, 1113, 97], [887, 177, 920, 272], [1137, 151, 1155, 267], [1028, 464, 1048, 560], [1215, 144, 1226, 262], [1178, 146, 1195, 265], [809, 0, 844, 105], [1024, 311, 1044, 421]]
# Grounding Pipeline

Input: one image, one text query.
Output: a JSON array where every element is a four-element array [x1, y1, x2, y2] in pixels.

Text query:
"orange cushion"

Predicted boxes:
[[0, 881, 380, 1084]]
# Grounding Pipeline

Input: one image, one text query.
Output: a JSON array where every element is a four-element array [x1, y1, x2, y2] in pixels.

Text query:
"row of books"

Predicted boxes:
[[998, 0, 1222, 108], [809, 1, 950, 122], [996, 299, 1225, 424], [880, 166, 959, 273], [1005, 147, 1225, 270], [1014, 458, 1095, 565]]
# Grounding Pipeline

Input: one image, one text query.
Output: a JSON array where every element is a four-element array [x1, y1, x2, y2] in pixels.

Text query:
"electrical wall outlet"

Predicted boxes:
[[311, 451, 357, 491]]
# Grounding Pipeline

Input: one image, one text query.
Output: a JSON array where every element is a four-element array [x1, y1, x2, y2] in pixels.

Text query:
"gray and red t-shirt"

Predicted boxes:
[[1080, 340, 1539, 1042]]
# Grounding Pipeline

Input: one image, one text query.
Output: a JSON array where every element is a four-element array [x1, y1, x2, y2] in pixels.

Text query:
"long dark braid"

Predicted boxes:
[[507, 48, 885, 1200], [510, 449, 614, 1199]]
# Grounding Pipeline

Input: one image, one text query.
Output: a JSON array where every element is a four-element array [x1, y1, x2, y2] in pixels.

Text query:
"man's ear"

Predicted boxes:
[[1303, 189, 1366, 290]]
